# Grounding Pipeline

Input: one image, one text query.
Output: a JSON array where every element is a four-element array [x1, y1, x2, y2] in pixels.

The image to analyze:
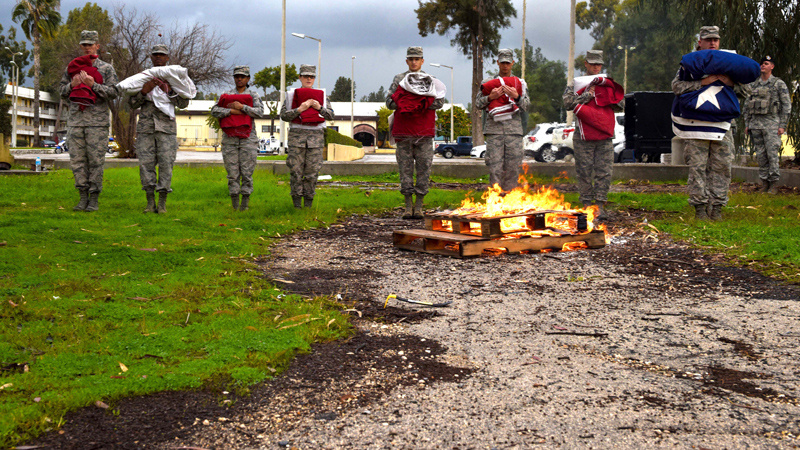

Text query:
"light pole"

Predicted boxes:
[[350, 56, 355, 137], [430, 63, 454, 143], [291, 33, 322, 88], [616, 45, 636, 92], [6, 47, 22, 148]]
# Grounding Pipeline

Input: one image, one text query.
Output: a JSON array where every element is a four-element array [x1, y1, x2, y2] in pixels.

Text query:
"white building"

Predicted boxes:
[[4, 83, 67, 145]]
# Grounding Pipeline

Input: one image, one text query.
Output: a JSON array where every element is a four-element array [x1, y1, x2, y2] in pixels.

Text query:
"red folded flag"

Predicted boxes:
[[68, 54, 104, 110], [574, 77, 624, 141], [217, 94, 254, 138], [291, 88, 326, 125], [390, 86, 436, 138]]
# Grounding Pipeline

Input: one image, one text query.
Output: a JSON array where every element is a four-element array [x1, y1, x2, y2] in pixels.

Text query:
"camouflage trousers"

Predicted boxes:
[[395, 137, 434, 197], [68, 126, 108, 193], [684, 135, 733, 206], [286, 145, 324, 199], [137, 132, 178, 193], [573, 137, 614, 205], [750, 128, 781, 182], [221, 137, 258, 195], [485, 134, 523, 192]]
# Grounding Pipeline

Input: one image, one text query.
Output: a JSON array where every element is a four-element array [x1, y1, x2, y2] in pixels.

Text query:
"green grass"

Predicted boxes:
[[612, 191, 800, 282], [0, 167, 470, 446]]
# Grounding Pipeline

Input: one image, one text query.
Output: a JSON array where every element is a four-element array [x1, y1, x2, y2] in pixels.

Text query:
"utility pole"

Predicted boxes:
[[566, 0, 576, 125], [279, 0, 286, 153], [521, 0, 526, 78]]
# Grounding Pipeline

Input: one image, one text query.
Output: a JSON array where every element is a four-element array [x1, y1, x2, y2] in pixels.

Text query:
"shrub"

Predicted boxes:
[[17, 138, 29, 147], [324, 127, 362, 148]]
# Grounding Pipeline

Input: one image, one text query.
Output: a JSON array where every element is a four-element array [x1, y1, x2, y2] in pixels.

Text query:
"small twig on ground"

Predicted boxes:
[[545, 331, 608, 337], [639, 256, 696, 266]]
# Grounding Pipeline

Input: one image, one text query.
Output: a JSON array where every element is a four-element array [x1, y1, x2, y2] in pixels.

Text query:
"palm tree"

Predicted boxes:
[[12, 0, 61, 147]]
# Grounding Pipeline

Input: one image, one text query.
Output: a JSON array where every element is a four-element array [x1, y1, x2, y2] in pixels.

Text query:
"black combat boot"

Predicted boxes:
[[240, 195, 250, 211], [85, 192, 99, 212], [74, 189, 89, 211], [230, 194, 239, 210], [157, 192, 168, 214], [759, 179, 770, 193], [595, 202, 608, 222], [292, 196, 302, 209], [303, 197, 313, 208], [144, 191, 156, 213]]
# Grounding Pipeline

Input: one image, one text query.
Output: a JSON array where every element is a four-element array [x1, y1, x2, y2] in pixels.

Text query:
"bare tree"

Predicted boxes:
[[106, 5, 232, 157]]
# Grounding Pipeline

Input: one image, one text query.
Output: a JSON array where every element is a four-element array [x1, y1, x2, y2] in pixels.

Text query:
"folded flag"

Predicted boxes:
[[68, 55, 103, 110], [481, 77, 523, 121], [573, 75, 624, 141], [390, 72, 444, 139], [217, 94, 254, 138], [290, 87, 326, 125]]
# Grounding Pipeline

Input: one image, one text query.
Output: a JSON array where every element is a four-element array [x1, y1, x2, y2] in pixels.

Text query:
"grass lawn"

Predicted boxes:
[[0, 167, 796, 446], [0, 167, 470, 446]]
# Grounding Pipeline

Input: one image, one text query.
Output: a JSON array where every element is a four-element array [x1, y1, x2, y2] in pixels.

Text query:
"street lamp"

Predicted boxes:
[[430, 63, 454, 143], [5, 47, 22, 148], [616, 45, 636, 92], [350, 56, 355, 138], [291, 32, 322, 88]]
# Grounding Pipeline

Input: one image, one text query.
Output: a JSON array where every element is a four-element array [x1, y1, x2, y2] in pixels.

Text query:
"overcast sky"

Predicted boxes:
[[2, 0, 594, 104]]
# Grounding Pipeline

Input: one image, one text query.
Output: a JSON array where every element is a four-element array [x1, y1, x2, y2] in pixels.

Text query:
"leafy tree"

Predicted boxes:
[[0, 98, 12, 139], [375, 106, 392, 147], [329, 76, 355, 102], [436, 105, 471, 139], [360, 86, 387, 102], [0, 25, 31, 87], [12, 0, 61, 147], [416, 0, 517, 145], [253, 64, 298, 136]]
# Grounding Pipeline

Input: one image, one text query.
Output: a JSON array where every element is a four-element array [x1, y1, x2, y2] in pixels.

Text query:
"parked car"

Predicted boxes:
[[42, 139, 57, 148], [533, 125, 575, 162], [523, 122, 562, 157], [435, 136, 472, 158], [470, 144, 487, 158]]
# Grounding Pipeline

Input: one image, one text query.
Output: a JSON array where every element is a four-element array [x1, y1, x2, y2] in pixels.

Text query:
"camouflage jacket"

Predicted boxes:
[[476, 76, 531, 135], [128, 89, 190, 135], [59, 58, 119, 127], [743, 76, 791, 130], [385, 70, 446, 111]]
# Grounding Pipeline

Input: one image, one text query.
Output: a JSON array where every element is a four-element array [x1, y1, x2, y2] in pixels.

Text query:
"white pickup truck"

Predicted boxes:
[[541, 114, 625, 163]]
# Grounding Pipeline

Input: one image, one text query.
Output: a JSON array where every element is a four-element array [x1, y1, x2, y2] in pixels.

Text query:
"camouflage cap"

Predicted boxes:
[[150, 44, 168, 55], [585, 50, 604, 65], [233, 65, 250, 77], [299, 64, 316, 76], [761, 55, 775, 65], [406, 46, 423, 58], [699, 26, 720, 40], [79, 30, 99, 45], [497, 49, 514, 63]]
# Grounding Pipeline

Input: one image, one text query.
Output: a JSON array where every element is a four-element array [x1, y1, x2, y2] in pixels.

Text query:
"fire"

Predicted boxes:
[[442, 169, 601, 234]]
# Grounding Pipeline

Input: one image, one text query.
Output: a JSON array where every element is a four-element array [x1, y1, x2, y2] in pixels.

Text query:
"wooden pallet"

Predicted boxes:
[[424, 210, 588, 238], [393, 229, 606, 258]]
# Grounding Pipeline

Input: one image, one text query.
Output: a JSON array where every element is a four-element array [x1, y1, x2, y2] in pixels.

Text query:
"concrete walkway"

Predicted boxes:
[[7, 149, 800, 188]]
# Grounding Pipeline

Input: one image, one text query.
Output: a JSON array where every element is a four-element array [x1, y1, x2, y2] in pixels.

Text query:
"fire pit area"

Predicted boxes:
[[393, 179, 607, 258]]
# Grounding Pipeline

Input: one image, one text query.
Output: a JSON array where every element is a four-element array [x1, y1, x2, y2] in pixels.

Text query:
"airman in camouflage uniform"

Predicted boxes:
[[280, 64, 334, 208], [672, 26, 746, 221], [129, 44, 191, 214], [386, 46, 445, 219], [59, 30, 119, 212], [563, 50, 624, 221], [475, 48, 531, 193], [744, 55, 792, 194], [210, 66, 264, 211]]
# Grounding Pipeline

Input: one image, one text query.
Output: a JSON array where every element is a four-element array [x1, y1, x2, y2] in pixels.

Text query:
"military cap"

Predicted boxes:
[[497, 49, 514, 63], [233, 65, 250, 77], [299, 64, 316, 76], [761, 55, 775, 65], [699, 26, 720, 40], [585, 50, 604, 65], [406, 46, 423, 58], [80, 30, 99, 45], [151, 44, 168, 55]]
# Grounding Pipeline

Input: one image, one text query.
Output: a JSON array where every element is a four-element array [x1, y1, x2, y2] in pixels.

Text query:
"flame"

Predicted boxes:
[[446, 168, 598, 233]]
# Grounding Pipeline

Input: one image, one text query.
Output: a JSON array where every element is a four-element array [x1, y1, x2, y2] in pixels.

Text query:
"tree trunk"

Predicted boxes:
[[53, 98, 63, 142], [33, 25, 41, 147]]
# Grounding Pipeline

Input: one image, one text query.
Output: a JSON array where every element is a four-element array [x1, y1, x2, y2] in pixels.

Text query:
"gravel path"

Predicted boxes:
[[167, 213, 800, 449]]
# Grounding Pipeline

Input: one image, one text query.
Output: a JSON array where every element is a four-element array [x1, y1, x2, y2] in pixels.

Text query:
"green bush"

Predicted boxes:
[[324, 127, 362, 148], [16, 138, 29, 147]]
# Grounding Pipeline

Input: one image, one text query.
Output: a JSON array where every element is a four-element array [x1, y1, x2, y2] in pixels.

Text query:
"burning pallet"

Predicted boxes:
[[393, 210, 605, 258]]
